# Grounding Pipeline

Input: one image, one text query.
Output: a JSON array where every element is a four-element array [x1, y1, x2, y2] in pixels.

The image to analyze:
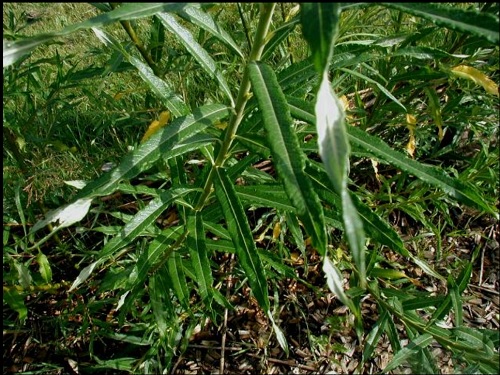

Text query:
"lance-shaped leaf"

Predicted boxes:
[[69, 188, 194, 291], [300, 3, 340, 73], [157, 12, 235, 107], [316, 71, 366, 286], [214, 167, 269, 313], [4, 3, 190, 67], [166, 252, 190, 310], [248, 61, 326, 254], [75, 104, 229, 200], [175, 5, 244, 59], [130, 57, 189, 117], [186, 211, 213, 306], [380, 3, 499, 45]]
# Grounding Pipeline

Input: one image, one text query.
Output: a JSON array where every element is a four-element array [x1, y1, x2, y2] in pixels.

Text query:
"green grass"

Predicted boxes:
[[3, 3, 499, 374]]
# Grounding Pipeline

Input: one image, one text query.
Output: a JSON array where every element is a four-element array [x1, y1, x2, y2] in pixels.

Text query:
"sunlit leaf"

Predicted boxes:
[[451, 65, 499, 96], [248, 61, 326, 254], [157, 12, 235, 107]]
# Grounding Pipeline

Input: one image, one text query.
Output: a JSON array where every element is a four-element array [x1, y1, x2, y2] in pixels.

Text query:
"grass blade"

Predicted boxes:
[[214, 167, 269, 313], [248, 61, 326, 254]]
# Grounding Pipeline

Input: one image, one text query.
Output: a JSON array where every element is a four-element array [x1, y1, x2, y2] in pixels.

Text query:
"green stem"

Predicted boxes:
[[110, 3, 161, 76], [194, 3, 276, 210]]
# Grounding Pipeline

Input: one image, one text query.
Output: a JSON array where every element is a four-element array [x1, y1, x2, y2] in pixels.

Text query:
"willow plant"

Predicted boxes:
[[4, 2, 499, 373]]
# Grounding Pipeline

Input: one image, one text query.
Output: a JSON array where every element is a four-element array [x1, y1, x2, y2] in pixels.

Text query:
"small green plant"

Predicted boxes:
[[3, 3, 499, 374]]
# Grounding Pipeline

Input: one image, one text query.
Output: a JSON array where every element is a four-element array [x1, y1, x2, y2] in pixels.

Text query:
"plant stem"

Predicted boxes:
[[194, 3, 276, 210], [109, 3, 161, 76]]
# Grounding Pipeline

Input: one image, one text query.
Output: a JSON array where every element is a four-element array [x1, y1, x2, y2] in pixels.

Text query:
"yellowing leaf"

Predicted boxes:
[[406, 129, 416, 158], [114, 92, 124, 100], [285, 4, 300, 22], [451, 65, 499, 96], [214, 120, 228, 130], [272, 221, 281, 240], [141, 111, 171, 143], [406, 113, 417, 125], [406, 116, 416, 158], [339, 95, 349, 110]]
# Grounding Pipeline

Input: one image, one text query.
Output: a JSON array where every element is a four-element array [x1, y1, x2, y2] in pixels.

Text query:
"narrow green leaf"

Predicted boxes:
[[175, 5, 244, 58], [149, 15, 165, 63], [448, 278, 463, 327], [75, 104, 229, 200], [129, 56, 189, 117], [316, 72, 349, 193], [277, 58, 317, 93], [36, 251, 52, 283], [262, 17, 299, 61], [214, 167, 269, 312], [402, 296, 446, 311], [290, 91, 495, 215], [236, 185, 295, 212], [380, 3, 500, 44], [315, 72, 366, 286], [149, 273, 170, 337], [186, 211, 213, 305], [157, 12, 235, 107], [369, 267, 409, 281], [341, 189, 366, 287], [340, 67, 407, 112], [166, 252, 190, 310], [269, 312, 289, 355], [30, 197, 92, 235], [248, 61, 326, 254], [383, 333, 434, 373], [14, 262, 32, 289], [300, 3, 341, 73]]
